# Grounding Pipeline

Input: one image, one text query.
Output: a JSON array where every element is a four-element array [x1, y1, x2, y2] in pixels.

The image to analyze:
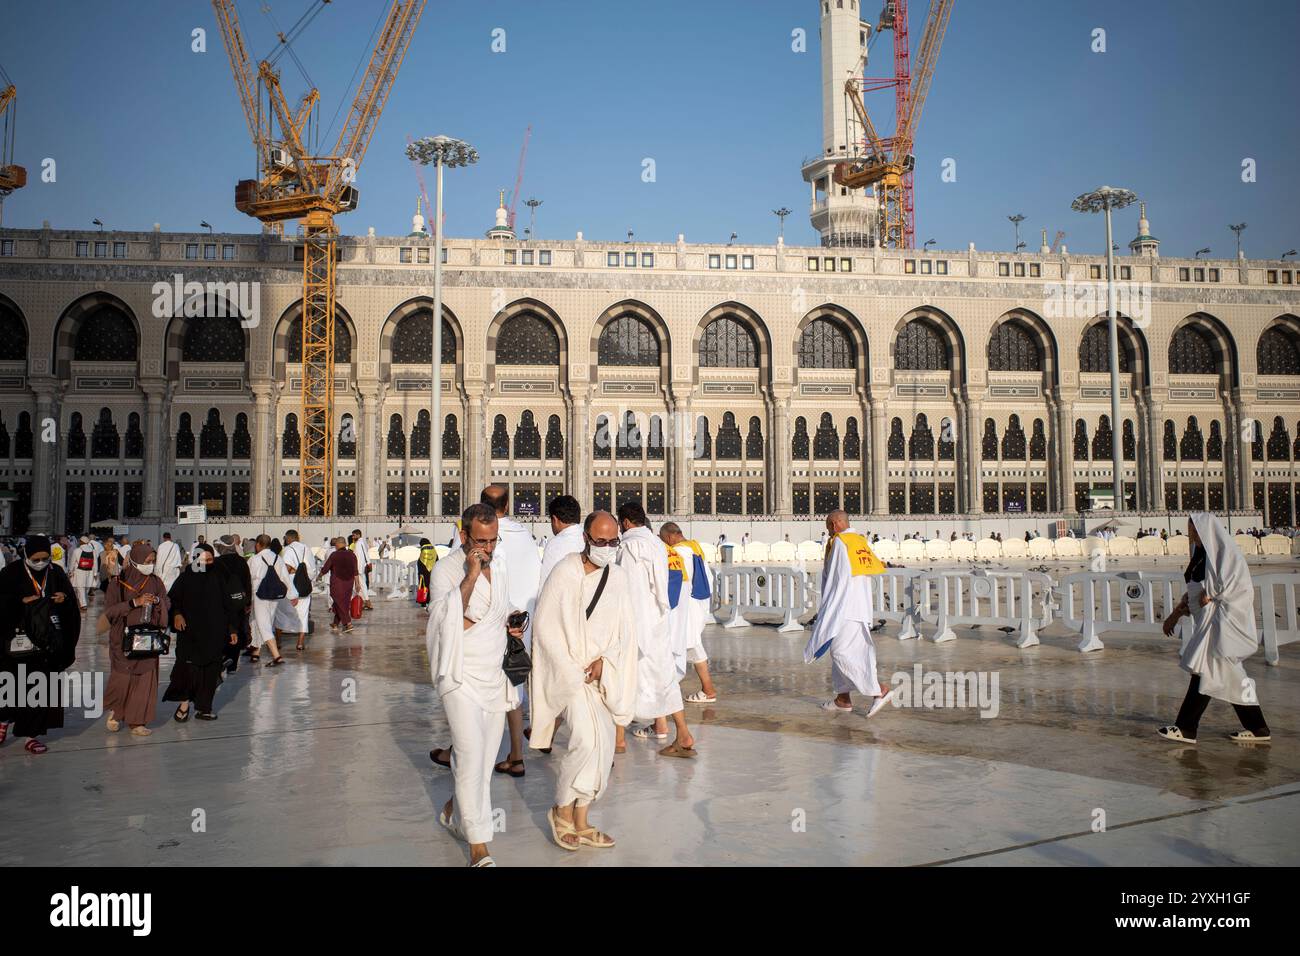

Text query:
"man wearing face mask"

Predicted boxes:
[[0, 535, 82, 755]]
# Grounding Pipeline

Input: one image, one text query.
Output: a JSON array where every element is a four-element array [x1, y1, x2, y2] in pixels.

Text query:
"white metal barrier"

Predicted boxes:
[[912, 568, 1055, 649], [1251, 573, 1300, 666], [370, 558, 417, 599], [711, 565, 812, 632], [1056, 570, 1183, 652]]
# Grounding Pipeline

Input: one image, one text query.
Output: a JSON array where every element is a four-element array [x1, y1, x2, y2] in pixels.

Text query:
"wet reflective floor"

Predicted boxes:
[[1, 595, 1296, 866]]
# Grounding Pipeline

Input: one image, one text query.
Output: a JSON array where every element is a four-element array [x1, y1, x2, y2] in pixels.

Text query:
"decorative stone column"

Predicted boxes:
[[1234, 390, 1257, 511], [356, 382, 382, 516], [964, 397, 983, 514], [769, 386, 792, 514], [1145, 398, 1164, 512], [29, 379, 59, 531], [465, 384, 487, 500], [141, 379, 169, 521], [1057, 399, 1076, 514], [869, 387, 888, 515], [669, 386, 691, 516], [249, 383, 273, 517]]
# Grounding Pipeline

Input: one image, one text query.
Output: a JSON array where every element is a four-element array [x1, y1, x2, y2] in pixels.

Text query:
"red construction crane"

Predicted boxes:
[[507, 125, 531, 231]]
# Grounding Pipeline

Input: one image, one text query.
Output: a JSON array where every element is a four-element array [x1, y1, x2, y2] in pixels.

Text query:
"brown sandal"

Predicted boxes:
[[494, 758, 525, 778], [659, 742, 698, 758]]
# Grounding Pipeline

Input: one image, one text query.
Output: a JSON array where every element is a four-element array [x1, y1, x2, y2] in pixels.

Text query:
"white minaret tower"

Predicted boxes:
[[801, 0, 879, 247], [1128, 201, 1159, 257]]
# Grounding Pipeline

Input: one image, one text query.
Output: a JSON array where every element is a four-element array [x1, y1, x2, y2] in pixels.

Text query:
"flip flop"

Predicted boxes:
[[866, 687, 897, 718], [494, 758, 525, 778], [429, 747, 452, 768], [471, 855, 497, 867], [439, 808, 466, 843], [547, 807, 580, 851], [576, 827, 616, 848], [659, 742, 698, 759]]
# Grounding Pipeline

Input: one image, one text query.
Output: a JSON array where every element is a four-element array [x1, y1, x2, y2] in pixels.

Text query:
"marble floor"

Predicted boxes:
[[1, 592, 1296, 867]]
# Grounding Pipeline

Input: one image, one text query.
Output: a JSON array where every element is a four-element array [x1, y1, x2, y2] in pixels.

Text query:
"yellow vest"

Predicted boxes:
[[832, 531, 885, 576], [665, 541, 686, 575]]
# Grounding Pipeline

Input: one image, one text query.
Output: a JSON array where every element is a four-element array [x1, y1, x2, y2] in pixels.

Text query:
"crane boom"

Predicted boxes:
[[211, 0, 262, 150], [507, 125, 531, 231], [895, 0, 953, 156], [0, 79, 28, 215]]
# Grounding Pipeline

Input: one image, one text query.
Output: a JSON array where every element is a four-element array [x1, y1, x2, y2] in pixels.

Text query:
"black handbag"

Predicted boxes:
[[21, 596, 64, 659], [122, 601, 170, 659], [502, 610, 531, 687]]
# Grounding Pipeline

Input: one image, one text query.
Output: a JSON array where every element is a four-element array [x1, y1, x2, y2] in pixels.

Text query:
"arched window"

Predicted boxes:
[[1029, 419, 1046, 460], [593, 415, 611, 460], [1074, 420, 1090, 460], [1267, 416, 1290, 461], [1251, 419, 1263, 460], [410, 410, 430, 458], [937, 417, 955, 460], [491, 415, 510, 458], [1180, 416, 1204, 461], [14, 408, 32, 457], [645, 415, 663, 460], [387, 414, 405, 459], [598, 314, 659, 366], [391, 312, 456, 364], [442, 414, 460, 458], [0, 417, 8, 458], [1092, 415, 1113, 459], [514, 410, 542, 459], [1123, 419, 1136, 461], [176, 412, 195, 459], [74, 307, 137, 362], [887, 417, 905, 459], [981, 418, 998, 461], [199, 409, 227, 458], [545, 415, 563, 459], [798, 318, 854, 368], [90, 408, 120, 458], [843, 417, 861, 459], [894, 320, 949, 370], [745, 416, 764, 460], [286, 313, 352, 364], [497, 313, 560, 365], [0, 305, 27, 361], [988, 322, 1042, 371], [716, 412, 742, 460], [67, 412, 86, 458], [281, 413, 299, 458], [791, 416, 810, 459], [1163, 420, 1177, 460], [694, 416, 711, 459], [617, 412, 644, 459], [909, 414, 935, 460], [1001, 414, 1026, 459], [813, 412, 840, 460], [1079, 323, 1132, 372], [1169, 326, 1217, 374], [337, 414, 356, 459], [232, 413, 251, 458], [699, 316, 759, 368], [1208, 420, 1223, 461], [1257, 326, 1300, 375], [182, 314, 244, 362], [125, 412, 143, 458]]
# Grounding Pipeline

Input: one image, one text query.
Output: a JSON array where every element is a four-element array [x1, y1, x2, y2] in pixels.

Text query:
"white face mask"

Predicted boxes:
[[25, 557, 50, 571], [586, 545, 617, 568], [135, 563, 155, 576]]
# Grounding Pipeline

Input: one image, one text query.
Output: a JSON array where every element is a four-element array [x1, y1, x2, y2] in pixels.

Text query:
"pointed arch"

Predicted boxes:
[[378, 296, 463, 382], [1168, 312, 1237, 386], [486, 298, 569, 386], [591, 300, 670, 383], [53, 292, 141, 377], [272, 300, 357, 377], [692, 301, 772, 384]]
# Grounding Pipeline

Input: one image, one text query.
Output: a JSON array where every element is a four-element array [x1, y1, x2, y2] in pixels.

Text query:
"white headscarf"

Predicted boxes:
[[1190, 512, 1259, 661]]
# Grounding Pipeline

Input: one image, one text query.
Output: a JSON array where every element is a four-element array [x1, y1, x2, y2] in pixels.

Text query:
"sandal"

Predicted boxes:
[[195, 712, 219, 721], [24, 738, 48, 755], [659, 741, 698, 759], [632, 725, 668, 740], [248, 653, 261, 663], [494, 758, 525, 778], [576, 827, 616, 849], [470, 855, 496, 867], [429, 747, 452, 768], [439, 807, 466, 843], [106, 711, 121, 732], [173, 705, 191, 722], [130, 726, 152, 737], [547, 807, 580, 851], [265, 657, 285, 668], [685, 691, 717, 704], [295, 640, 305, 651]]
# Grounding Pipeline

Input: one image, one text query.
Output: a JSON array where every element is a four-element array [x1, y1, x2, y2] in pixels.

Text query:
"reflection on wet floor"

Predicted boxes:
[[0, 594, 1295, 866]]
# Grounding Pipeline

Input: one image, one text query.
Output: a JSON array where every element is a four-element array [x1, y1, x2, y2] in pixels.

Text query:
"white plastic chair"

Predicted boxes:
[[924, 539, 951, 561], [1001, 538, 1028, 559], [1233, 534, 1261, 556], [1108, 536, 1137, 556], [798, 540, 824, 562], [1261, 534, 1290, 556], [742, 541, 770, 563], [872, 539, 898, 562], [1165, 535, 1190, 557], [899, 538, 926, 563], [974, 539, 1002, 561], [1028, 537, 1054, 560], [769, 541, 798, 562], [1136, 536, 1166, 556], [949, 538, 976, 561], [1053, 537, 1082, 558]]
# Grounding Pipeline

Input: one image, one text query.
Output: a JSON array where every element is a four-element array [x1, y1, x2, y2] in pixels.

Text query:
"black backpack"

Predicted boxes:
[[22, 597, 65, 659], [255, 554, 288, 601], [290, 550, 313, 597]]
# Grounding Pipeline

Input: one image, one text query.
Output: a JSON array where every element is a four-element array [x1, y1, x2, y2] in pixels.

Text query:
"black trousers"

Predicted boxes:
[[1175, 674, 1269, 738]]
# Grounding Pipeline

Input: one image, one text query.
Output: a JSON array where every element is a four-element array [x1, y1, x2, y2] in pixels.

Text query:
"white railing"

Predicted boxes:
[[370, 558, 417, 599], [713, 563, 1298, 665]]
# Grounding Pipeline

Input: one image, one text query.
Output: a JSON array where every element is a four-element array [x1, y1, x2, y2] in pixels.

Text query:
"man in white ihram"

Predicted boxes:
[[275, 529, 316, 651], [426, 503, 524, 868], [805, 510, 896, 716], [154, 532, 184, 591], [531, 510, 638, 851], [247, 534, 294, 667], [479, 484, 541, 777]]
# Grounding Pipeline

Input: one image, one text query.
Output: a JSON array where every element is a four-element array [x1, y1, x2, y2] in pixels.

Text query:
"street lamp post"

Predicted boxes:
[[1073, 185, 1138, 514], [1230, 222, 1247, 259], [406, 135, 478, 522]]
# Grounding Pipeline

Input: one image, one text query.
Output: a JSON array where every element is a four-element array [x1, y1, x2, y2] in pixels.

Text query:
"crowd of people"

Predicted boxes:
[[0, 497, 1279, 865]]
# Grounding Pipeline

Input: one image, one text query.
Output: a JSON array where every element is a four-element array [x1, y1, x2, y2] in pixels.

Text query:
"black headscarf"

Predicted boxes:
[[1184, 543, 1207, 583], [23, 534, 51, 557]]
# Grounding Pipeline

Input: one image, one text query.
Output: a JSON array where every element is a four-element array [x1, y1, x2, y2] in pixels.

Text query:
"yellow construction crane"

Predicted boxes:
[[835, 0, 954, 248], [0, 66, 27, 220], [211, 0, 426, 516]]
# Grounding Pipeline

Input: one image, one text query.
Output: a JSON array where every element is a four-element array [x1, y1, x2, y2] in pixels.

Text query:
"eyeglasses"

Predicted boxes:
[[586, 536, 620, 548], [468, 536, 498, 547]]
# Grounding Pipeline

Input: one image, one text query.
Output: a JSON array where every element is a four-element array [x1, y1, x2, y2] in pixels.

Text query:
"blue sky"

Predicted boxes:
[[1, 0, 1296, 257]]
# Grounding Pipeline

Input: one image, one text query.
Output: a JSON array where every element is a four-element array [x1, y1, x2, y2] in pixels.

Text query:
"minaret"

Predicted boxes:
[[485, 188, 515, 240], [1128, 202, 1159, 257], [407, 195, 428, 238], [801, 0, 879, 247]]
